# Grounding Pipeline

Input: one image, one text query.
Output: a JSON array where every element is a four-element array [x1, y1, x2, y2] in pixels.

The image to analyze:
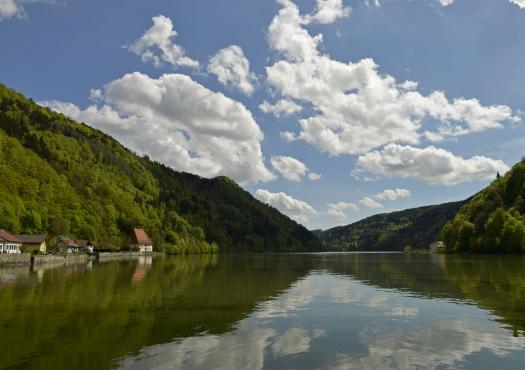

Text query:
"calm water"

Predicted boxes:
[[2, 253, 525, 370]]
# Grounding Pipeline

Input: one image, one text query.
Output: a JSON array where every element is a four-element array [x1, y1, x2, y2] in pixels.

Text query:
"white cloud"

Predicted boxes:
[[353, 143, 509, 186], [42, 72, 275, 184], [208, 45, 256, 96], [364, 0, 381, 6], [327, 202, 359, 219], [267, 0, 323, 62], [374, 0, 525, 9], [259, 99, 302, 117], [359, 197, 383, 209], [255, 189, 317, 223], [510, 0, 525, 8], [280, 131, 298, 142], [304, 0, 351, 24], [271, 155, 308, 181], [127, 15, 199, 69], [0, 0, 19, 19], [265, 0, 520, 157], [308, 172, 322, 181], [373, 188, 411, 201], [328, 189, 410, 217], [88, 88, 103, 102], [0, 0, 53, 21]]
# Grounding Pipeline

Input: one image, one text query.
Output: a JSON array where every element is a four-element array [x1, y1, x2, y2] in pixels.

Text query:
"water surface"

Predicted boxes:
[[1, 253, 525, 369]]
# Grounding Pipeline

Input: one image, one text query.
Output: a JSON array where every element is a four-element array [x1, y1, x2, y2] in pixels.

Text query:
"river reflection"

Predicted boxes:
[[2, 253, 525, 369]]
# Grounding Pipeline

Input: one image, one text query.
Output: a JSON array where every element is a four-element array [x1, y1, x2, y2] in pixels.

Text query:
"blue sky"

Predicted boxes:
[[1, 0, 525, 230]]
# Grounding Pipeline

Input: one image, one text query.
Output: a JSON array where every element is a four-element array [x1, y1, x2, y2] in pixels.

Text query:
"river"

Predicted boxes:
[[1, 253, 525, 369]]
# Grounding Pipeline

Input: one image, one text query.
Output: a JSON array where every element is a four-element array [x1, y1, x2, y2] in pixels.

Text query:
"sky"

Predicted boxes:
[[1, 0, 525, 230]]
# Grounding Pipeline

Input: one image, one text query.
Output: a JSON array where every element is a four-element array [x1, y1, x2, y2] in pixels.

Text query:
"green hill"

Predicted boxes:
[[320, 200, 466, 251], [0, 83, 321, 253], [441, 158, 525, 253]]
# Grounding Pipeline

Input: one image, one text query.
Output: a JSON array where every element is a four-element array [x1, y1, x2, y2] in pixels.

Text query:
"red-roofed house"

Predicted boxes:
[[128, 228, 153, 253], [0, 230, 22, 254]]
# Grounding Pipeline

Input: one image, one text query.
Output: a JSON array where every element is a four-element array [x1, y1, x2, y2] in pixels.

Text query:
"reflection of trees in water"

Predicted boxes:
[[317, 253, 463, 299], [0, 254, 312, 370], [441, 255, 525, 337], [318, 253, 525, 337]]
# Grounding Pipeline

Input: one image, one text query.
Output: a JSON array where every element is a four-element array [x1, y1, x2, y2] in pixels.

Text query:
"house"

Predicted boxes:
[[128, 228, 153, 253], [15, 234, 47, 254], [56, 236, 94, 254], [0, 230, 23, 254], [67, 240, 95, 254]]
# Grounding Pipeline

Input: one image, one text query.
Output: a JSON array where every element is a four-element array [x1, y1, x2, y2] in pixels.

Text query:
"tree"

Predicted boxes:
[[458, 221, 475, 252]]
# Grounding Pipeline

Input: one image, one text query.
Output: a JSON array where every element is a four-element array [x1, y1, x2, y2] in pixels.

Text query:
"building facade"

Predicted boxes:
[[0, 230, 23, 254], [128, 228, 153, 253], [15, 234, 47, 254]]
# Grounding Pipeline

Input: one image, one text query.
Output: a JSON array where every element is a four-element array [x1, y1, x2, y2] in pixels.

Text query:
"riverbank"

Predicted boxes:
[[0, 252, 161, 267]]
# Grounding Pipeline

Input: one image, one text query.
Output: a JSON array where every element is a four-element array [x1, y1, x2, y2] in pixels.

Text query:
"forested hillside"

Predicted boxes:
[[442, 158, 525, 253], [320, 200, 466, 251], [0, 83, 321, 253]]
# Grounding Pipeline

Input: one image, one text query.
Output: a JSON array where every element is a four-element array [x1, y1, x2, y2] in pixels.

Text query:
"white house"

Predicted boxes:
[[0, 230, 22, 254]]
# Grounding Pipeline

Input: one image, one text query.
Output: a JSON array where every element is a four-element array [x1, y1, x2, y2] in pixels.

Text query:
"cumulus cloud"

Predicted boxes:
[[359, 197, 383, 209], [127, 15, 199, 69], [510, 0, 525, 8], [42, 72, 275, 184], [373, 0, 524, 9], [267, 0, 324, 62], [304, 0, 351, 24], [254, 189, 317, 223], [357, 188, 411, 209], [259, 99, 302, 117], [327, 202, 359, 219], [270, 155, 320, 182], [280, 131, 298, 142], [271, 155, 308, 181], [266, 0, 520, 157], [0, 0, 53, 21], [353, 143, 509, 186], [308, 172, 322, 181], [373, 188, 411, 201], [208, 45, 256, 96]]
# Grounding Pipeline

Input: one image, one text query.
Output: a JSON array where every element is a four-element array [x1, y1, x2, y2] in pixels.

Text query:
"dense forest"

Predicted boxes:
[[320, 200, 466, 251], [0, 83, 321, 253], [441, 158, 525, 253]]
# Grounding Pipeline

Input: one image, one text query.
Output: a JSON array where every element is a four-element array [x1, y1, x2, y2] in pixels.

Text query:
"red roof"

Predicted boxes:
[[0, 230, 22, 243], [129, 228, 152, 245]]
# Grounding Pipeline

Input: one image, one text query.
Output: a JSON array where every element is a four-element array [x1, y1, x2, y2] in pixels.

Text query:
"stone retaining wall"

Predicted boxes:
[[32, 254, 88, 266], [0, 253, 31, 266], [97, 252, 159, 261]]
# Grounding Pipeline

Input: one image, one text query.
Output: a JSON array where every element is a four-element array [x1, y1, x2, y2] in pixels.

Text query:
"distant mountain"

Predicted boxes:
[[320, 200, 466, 251], [0, 83, 321, 253], [442, 158, 525, 253]]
